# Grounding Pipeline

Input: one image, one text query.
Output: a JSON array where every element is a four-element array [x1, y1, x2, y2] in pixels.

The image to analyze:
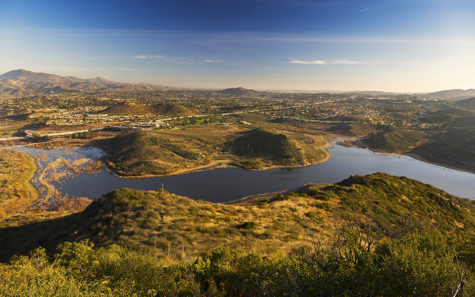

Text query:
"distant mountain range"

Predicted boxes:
[[217, 87, 260, 96], [421, 89, 475, 101], [454, 97, 475, 110], [0, 69, 473, 101], [0, 69, 158, 98]]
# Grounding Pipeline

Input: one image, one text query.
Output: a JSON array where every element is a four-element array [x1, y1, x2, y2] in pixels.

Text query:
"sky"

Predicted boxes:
[[0, 0, 474, 92]]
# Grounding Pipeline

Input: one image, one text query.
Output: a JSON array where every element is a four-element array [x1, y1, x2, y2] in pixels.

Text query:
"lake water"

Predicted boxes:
[[15, 144, 475, 202]]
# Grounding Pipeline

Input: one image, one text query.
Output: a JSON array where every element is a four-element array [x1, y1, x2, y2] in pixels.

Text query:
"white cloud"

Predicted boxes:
[[289, 58, 367, 65], [133, 55, 163, 60], [202, 59, 224, 63], [360, 8, 369, 13]]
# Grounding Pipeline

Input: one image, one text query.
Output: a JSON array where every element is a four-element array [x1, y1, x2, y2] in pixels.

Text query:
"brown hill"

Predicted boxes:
[[0, 69, 159, 98], [151, 102, 194, 116], [218, 87, 259, 96], [0, 173, 472, 262], [101, 101, 152, 115]]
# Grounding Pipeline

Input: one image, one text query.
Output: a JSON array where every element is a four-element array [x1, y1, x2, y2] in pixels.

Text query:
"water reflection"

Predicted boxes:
[[15, 145, 475, 202]]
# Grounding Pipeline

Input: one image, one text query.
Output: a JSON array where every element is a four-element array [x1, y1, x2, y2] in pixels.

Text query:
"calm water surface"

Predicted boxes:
[[15, 145, 475, 202]]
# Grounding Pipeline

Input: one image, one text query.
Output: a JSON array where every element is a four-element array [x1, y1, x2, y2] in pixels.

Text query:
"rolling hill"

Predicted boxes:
[[151, 102, 194, 116], [454, 97, 475, 110], [100, 101, 152, 115], [0, 172, 472, 262], [0, 69, 158, 98], [227, 128, 306, 165], [422, 89, 475, 101], [218, 87, 260, 96]]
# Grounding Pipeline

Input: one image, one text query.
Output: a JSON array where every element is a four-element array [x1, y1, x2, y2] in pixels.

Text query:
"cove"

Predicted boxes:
[[16, 145, 475, 202]]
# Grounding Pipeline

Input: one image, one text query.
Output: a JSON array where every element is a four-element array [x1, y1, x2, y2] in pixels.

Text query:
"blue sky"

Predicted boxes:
[[0, 0, 474, 91]]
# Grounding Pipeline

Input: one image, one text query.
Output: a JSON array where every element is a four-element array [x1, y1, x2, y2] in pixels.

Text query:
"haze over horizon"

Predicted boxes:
[[1, 0, 474, 92]]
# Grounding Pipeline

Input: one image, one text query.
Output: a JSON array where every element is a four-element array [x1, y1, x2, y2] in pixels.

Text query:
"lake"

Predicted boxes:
[[16, 144, 475, 202]]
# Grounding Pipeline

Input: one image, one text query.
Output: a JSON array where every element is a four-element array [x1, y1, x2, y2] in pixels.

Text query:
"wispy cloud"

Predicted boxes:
[[133, 55, 163, 60], [360, 8, 369, 13], [178, 57, 194, 65], [202, 59, 224, 63], [289, 58, 367, 65]]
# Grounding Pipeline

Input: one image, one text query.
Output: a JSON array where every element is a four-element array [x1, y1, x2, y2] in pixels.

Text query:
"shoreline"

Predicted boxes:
[[102, 146, 331, 179], [344, 138, 475, 175], [404, 152, 475, 175], [12, 135, 475, 182]]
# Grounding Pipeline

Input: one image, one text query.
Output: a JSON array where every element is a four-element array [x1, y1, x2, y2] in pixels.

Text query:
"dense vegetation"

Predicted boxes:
[[0, 231, 472, 296]]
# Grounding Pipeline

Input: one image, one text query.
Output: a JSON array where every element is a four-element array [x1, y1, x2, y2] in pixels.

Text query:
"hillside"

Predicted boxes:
[[0, 69, 158, 98], [218, 87, 259, 96], [455, 97, 475, 110], [95, 126, 328, 176], [0, 173, 472, 262], [151, 102, 194, 116], [100, 101, 152, 115], [227, 128, 308, 167], [94, 128, 217, 176], [422, 88, 475, 101]]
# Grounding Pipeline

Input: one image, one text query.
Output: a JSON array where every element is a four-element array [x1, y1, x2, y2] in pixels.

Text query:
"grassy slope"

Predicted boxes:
[[361, 112, 475, 172], [226, 128, 326, 169], [101, 101, 151, 115], [151, 102, 194, 116], [361, 128, 428, 154], [0, 150, 38, 216], [455, 97, 475, 110], [412, 116, 475, 172], [96, 126, 328, 176], [0, 172, 472, 262]]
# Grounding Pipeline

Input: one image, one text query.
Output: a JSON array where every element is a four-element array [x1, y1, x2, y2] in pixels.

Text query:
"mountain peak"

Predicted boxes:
[[0, 69, 161, 98], [219, 87, 258, 95], [0, 69, 35, 80]]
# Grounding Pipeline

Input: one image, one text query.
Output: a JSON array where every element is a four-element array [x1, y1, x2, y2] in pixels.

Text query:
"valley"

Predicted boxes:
[[0, 70, 474, 296]]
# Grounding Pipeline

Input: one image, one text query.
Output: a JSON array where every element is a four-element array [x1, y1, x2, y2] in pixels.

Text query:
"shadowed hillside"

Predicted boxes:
[[455, 97, 475, 110], [151, 102, 194, 116], [226, 128, 306, 166], [100, 101, 152, 115], [95, 126, 328, 176], [218, 87, 259, 96], [0, 173, 472, 262]]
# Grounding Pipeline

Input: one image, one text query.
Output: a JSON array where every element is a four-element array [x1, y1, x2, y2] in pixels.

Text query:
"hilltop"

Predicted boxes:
[[226, 128, 308, 168], [0, 69, 158, 98], [0, 172, 472, 262], [218, 87, 259, 96], [454, 97, 475, 110], [100, 101, 152, 115], [95, 126, 328, 176], [422, 88, 475, 101], [151, 102, 194, 116]]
